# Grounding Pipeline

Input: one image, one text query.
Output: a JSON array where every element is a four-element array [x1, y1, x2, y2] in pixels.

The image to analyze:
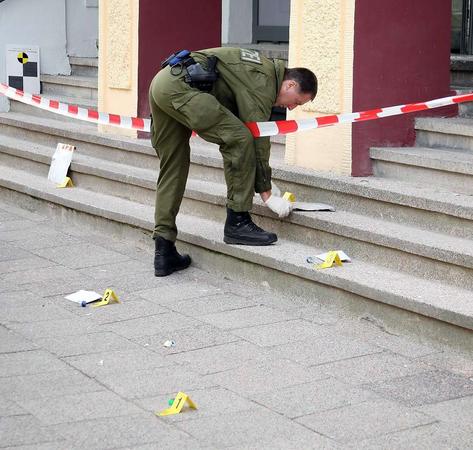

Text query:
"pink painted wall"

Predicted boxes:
[[138, 0, 221, 118], [352, 0, 456, 176]]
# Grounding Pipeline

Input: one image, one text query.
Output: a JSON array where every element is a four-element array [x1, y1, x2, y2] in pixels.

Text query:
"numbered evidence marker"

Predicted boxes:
[[316, 251, 344, 269], [157, 392, 197, 417], [48, 143, 75, 187], [92, 289, 121, 308]]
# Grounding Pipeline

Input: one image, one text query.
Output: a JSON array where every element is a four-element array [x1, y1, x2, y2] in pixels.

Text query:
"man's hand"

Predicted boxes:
[[264, 194, 293, 218]]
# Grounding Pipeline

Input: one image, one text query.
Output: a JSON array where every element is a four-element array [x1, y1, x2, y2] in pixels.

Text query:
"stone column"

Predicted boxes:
[[98, 0, 139, 136], [285, 0, 355, 175]]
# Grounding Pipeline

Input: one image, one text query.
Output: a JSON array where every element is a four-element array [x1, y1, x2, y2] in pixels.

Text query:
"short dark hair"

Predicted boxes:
[[284, 68, 318, 100]]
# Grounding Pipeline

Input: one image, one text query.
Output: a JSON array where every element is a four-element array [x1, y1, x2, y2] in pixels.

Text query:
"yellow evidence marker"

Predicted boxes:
[[92, 289, 121, 308], [283, 191, 296, 202], [57, 177, 73, 188], [316, 251, 343, 269], [157, 392, 197, 417]]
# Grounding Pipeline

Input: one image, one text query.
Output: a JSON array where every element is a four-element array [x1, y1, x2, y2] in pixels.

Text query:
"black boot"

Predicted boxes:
[[154, 237, 191, 277], [224, 208, 277, 246]]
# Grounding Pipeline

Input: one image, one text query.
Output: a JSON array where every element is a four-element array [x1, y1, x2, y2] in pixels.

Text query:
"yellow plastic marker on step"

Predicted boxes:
[[57, 177, 73, 188], [92, 289, 121, 308], [316, 251, 343, 269], [157, 391, 197, 417], [283, 191, 296, 202]]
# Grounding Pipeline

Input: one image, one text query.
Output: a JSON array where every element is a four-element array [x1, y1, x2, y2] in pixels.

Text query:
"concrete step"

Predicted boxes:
[[371, 146, 473, 195], [453, 88, 473, 117], [0, 165, 472, 351], [1, 111, 473, 241], [41, 74, 98, 100], [2, 134, 473, 291], [9, 94, 97, 124], [415, 117, 473, 151], [69, 56, 98, 77]]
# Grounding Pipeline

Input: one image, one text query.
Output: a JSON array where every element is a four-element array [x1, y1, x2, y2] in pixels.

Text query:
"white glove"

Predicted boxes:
[[265, 195, 293, 218]]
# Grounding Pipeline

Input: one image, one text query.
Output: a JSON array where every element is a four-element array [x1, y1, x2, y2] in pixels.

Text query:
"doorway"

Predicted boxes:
[[253, 0, 290, 43]]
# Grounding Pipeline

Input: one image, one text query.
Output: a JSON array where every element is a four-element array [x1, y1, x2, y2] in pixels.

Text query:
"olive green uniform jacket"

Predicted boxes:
[[149, 47, 285, 242]]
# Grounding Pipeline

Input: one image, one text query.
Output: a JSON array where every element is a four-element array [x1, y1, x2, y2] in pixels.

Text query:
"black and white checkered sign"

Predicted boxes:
[[6, 45, 40, 93]]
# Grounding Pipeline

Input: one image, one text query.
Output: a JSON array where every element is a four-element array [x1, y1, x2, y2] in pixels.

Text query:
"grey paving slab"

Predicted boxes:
[[0, 211, 23, 222], [0, 415, 65, 448], [0, 367, 104, 401], [0, 242, 36, 262], [0, 220, 37, 232], [295, 399, 435, 443], [12, 233, 83, 250], [132, 324, 239, 356], [416, 394, 473, 427], [270, 334, 383, 367], [77, 299, 168, 325], [1, 265, 85, 285], [0, 349, 69, 377], [1, 443, 72, 450], [334, 318, 440, 358], [17, 390, 143, 425], [204, 358, 321, 397], [103, 312, 202, 339], [198, 305, 298, 330], [0, 398, 26, 417], [174, 408, 337, 448], [167, 293, 260, 316], [77, 259, 151, 279], [0, 226, 57, 242], [95, 366, 216, 399], [0, 303, 77, 324], [166, 341, 271, 376], [0, 255, 57, 274], [345, 422, 473, 450], [136, 280, 223, 305], [230, 319, 333, 347], [309, 351, 432, 385], [0, 290, 50, 309], [0, 203, 46, 221], [136, 386, 260, 423], [47, 414, 199, 450], [63, 348, 173, 377], [20, 277, 99, 297], [88, 271, 174, 297], [31, 243, 131, 269], [363, 370, 473, 407], [251, 377, 378, 419], [8, 317, 101, 339], [418, 350, 473, 377], [36, 331, 143, 357], [0, 326, 38, 353]]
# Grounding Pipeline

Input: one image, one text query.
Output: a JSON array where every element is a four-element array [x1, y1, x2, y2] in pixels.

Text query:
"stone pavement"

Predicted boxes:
[[1, 198, 473, 450]]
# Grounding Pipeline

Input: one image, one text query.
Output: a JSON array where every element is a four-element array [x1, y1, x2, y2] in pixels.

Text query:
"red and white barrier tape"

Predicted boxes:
[[0, 83, 150, 132], [1, 82, 472, 137]]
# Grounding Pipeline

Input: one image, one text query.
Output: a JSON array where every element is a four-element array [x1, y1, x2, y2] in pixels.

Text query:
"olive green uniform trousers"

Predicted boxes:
[[149, 66, 258, 242]]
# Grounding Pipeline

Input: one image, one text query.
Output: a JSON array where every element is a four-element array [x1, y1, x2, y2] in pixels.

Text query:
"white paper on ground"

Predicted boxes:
[[48, 143, 75, 184], [315, 250, 351, 263], [293, 202, 335, 211], [65, 290, 102, 304]]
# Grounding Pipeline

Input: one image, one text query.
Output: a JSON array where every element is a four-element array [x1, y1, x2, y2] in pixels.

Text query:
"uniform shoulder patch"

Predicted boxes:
[[240, 48, 262, 64]]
